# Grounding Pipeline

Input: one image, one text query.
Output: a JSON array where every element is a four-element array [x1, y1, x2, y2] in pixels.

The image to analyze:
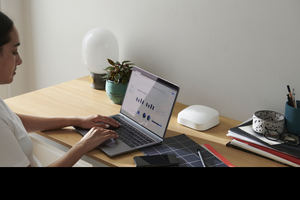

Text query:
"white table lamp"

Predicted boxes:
[[82, 27, 119, 90]]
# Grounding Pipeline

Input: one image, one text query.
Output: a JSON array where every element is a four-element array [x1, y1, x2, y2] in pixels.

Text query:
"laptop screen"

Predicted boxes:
[[120, 67, 179, 138]]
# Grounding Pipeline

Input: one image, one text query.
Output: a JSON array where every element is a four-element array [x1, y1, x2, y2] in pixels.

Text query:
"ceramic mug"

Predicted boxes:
[[252, 110, 285, 135]]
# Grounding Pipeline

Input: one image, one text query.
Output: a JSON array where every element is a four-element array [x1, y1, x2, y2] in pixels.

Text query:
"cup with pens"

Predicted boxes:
[[285, 85, 300, 136], [252, 85, 300, 146]]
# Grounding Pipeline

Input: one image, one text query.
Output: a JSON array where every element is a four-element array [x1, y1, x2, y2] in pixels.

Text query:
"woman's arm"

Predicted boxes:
[[48, 127, 118, 167], [46, 142, 86, 167], [17, 113, 120, 167], [16, 114, 120, 133], [24, 127, 118, 167]]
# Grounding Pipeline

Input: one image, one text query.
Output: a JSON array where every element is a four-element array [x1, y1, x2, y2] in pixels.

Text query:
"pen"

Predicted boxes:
[[287, 85, 296, 108], [197, 148, 206, 167], [293, 88, 297, 108], [287, 94, 293, 107]]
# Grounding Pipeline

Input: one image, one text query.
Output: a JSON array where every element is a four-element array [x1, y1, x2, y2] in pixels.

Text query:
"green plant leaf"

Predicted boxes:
[[104, 59, 133, 84], [107, 58, 115, 66], [114, 78, 119, 84], [103, 66, 115, 71], [122, 77, 128, 83]]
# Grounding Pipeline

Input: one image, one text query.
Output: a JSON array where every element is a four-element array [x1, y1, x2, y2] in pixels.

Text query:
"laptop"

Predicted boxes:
[[74, 66, 179, 157]]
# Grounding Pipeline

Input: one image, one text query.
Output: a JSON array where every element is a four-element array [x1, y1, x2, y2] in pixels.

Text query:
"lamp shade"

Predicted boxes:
[[82, 28, 119, 74]]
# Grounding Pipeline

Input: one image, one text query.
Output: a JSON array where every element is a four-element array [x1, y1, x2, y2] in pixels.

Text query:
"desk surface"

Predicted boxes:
[[5, 76, 285, 167]]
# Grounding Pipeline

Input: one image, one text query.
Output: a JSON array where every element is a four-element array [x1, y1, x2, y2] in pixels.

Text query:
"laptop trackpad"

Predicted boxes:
[[99, 138, 117, 147], [100, 139, 132, 156]]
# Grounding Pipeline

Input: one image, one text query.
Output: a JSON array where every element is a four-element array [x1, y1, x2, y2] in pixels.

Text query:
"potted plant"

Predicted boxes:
[[102, 59, 134, 104]]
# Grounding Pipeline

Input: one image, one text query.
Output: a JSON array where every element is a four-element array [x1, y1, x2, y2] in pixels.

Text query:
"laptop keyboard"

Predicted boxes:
[[111, 115, 155, 148]]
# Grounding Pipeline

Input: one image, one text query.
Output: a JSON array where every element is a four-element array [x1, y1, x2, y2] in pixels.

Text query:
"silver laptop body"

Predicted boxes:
[[75, 66, 179, 157]]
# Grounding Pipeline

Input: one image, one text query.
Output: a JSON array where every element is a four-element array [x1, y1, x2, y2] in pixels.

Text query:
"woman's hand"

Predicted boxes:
[[76, 114, 121, 129], [48, 127, 119, 167], [78, 127, 119, 153]]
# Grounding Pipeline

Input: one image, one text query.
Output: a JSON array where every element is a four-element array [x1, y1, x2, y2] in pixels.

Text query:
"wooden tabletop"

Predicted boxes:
[[4, 76, 285, 167]]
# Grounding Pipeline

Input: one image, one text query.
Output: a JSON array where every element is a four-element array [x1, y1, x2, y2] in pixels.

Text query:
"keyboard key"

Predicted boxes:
[[111, 116, 155, 147]]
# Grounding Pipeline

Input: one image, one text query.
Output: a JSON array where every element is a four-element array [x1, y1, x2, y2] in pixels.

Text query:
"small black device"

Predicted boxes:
[[133, 154, 179, 167]]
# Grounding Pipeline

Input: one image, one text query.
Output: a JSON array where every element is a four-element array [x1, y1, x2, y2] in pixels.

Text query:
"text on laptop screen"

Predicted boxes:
[[121, 69, 178, 138]]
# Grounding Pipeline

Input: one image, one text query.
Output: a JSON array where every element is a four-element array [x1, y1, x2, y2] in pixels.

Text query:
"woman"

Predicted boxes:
[[0, 11, 120, 167]]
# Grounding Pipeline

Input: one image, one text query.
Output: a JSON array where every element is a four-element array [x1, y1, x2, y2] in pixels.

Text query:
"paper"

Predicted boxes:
[[238, 125, 283, 146], [230, 139, 299, 167]]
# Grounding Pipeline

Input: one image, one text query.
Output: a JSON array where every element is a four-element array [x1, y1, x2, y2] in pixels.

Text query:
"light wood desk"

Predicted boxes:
[[5, 76, 285, 167]]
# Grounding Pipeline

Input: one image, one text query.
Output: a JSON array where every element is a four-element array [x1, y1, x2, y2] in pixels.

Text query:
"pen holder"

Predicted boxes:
[[285, 101, 300, 135]]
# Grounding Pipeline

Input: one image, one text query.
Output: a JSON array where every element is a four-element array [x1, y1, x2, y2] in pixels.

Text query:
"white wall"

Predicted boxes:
[[0, 0, 28, 98], [7, 0, 300, 121]]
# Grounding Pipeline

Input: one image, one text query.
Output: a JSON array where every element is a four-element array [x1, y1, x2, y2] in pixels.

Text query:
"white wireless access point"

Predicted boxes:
[[177, 105, 219, 131]]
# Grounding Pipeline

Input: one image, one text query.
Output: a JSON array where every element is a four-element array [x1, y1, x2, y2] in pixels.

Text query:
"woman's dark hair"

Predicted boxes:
[[0, 12, 14, 53]]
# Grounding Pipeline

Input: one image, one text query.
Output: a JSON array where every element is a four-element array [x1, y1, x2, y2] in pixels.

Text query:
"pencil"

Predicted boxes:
[[287, 85, 296, 108], [197, 148, 206, 167]]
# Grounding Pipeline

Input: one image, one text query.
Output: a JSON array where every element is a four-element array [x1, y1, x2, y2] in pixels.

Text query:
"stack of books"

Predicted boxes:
[[226, 118, 300, 167]]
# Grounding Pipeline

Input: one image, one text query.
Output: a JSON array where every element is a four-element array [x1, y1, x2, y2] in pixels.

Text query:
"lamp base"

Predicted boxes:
[[89, 72, 106, 90]]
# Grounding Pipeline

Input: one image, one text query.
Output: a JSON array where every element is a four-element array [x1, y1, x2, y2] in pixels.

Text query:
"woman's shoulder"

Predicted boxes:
[[0, 98, 24, 133]]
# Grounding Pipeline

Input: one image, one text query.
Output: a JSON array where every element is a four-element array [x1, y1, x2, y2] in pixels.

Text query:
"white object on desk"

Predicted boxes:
[[82, 27, 119, 90], [177, 105, 219, 131], [82, 27, 119, 74]]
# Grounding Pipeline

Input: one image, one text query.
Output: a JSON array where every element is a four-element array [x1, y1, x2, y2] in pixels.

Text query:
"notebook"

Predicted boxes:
[[74, 66, 179, 157]]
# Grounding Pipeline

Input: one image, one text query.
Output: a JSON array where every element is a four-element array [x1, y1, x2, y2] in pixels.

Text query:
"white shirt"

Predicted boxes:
[[0, 97, 42, 167]]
